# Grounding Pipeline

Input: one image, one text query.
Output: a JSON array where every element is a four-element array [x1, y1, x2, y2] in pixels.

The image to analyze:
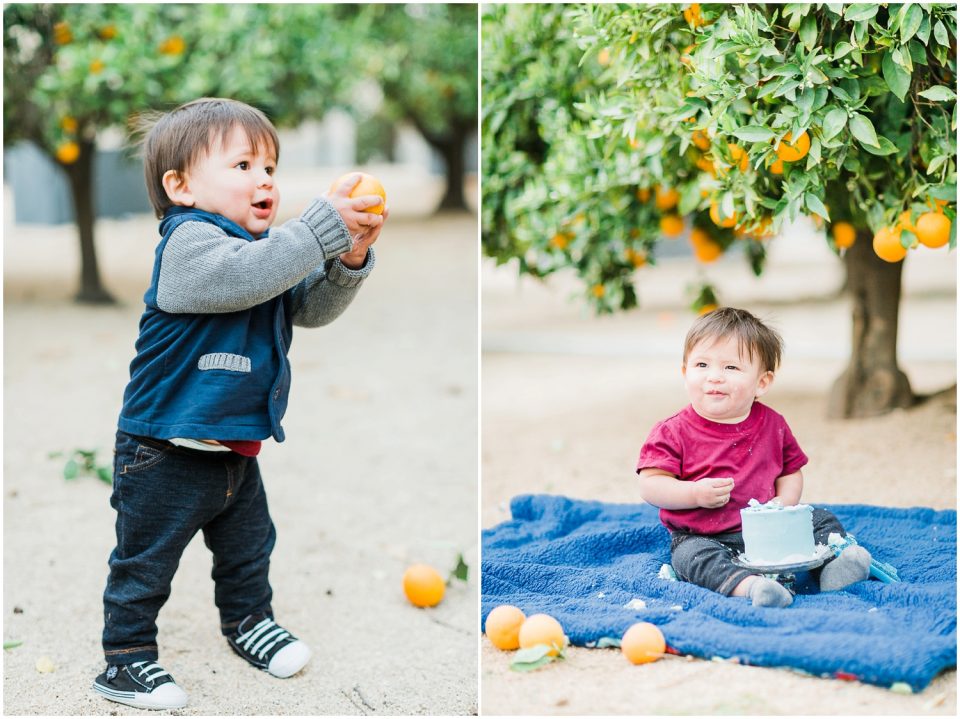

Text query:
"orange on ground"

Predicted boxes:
[[330, 172, 386, 214], [518, 613, 567, 657], [55, 141, 80, 165], [768, 157, 784, 175], [691, 130, 710, 151], [709, 200, 738, 229], [402, 564, 445, 608], [485, 605, 526, 650], [832, 221, 856, 249], [915, 211, 951, 248], [660, 214, 684, 237], [621, 622, 667, 664], [654, 186, 680, 211], [776, 131, 810, 163], [872, 226, 907, 263]]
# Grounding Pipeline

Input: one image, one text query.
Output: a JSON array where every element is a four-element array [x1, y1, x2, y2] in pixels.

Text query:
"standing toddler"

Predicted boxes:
[[93, 97, 387, 710]]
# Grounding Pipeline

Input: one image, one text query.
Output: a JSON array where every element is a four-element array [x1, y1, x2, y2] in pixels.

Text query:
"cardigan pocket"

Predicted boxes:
[[197, 353, 251, 373]]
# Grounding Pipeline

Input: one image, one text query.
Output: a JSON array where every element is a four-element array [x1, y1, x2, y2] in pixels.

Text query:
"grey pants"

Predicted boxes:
[[669, 508, 846, 595]]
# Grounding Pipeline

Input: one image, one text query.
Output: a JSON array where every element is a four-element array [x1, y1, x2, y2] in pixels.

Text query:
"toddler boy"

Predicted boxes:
[[636, 308, 872, 608], [92, 97, 386, 709]]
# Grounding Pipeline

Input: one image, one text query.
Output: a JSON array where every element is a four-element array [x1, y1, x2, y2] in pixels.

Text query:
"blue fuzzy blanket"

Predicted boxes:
[[481, 494, 957, 690]]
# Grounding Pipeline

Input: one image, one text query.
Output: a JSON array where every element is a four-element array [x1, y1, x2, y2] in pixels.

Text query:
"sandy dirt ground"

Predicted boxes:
[[3, 206, 479, 715], [480, 230, 957, 715]]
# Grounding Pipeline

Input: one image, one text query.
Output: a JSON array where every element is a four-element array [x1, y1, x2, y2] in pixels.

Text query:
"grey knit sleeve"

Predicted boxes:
[[155, 198, 352, 314], [289, 248, 376, 328]]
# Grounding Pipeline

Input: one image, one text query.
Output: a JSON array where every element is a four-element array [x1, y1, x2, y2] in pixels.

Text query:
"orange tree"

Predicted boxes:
[[3, 3, 353, 303], [482, 3, 957, 418]]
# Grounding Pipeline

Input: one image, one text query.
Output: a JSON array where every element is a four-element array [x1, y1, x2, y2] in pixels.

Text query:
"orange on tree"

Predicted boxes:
[[915, 211, 951, 248], [330, 172, 386, 214], [89, 59, 105, 74], [654, 185, 679, 211], [484, 605, 526, 650], [690, 227, 722, 262], [695, 155, 716, 176], [636, 187, 651, 203], [598, 47, 611, 66], [60, 116, 78, 133], [549, 232, 570, 250], [775, 131, 810, 163], [518, 613, 567, 656], [727, 143, 748, 173], [621, 622, 666, 665], [683, 3, 704, 28], [831, 221, 856, 249], [768, 157, 784, 175], [402, 564, 445, 608], [691, 129, 710, 151], [625, 248, 648, 267], [896, 210, 916, 234], [158, 35, 186, 55], [872, 225, 907, 263], [659, 214, 684, 237], [709, 200, 738, 228], [55, 141, 80, 165], [591, 283, 606, 298], [698, 303, 719, 315]]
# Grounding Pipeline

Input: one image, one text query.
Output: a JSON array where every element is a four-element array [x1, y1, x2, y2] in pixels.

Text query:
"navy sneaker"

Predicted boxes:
[[92, 660, 188, 710], [227, 613, 311, 678]]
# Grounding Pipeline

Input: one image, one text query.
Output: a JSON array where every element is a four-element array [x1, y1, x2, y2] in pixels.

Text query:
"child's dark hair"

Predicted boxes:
[[682, 307, 783, 372], [136, 98, 280, 218]]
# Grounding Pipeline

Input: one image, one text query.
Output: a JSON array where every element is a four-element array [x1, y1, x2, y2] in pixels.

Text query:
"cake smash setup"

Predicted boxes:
[[735, 499, 833, 587]]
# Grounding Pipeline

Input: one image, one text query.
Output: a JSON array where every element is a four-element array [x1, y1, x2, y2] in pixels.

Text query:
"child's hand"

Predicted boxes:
[[340, 206, 389, 269], [326, 174, 385, 238], [694, 477, 735, 508]]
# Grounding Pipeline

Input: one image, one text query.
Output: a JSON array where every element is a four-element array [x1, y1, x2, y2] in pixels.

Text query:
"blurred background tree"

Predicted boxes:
[[4, 2, 477, 302], [482, 3, 956, 418], [346, 3, 478, 210]]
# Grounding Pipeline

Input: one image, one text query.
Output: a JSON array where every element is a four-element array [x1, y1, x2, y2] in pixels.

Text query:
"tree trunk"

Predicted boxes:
[[435, 126, 468, 211], [63, 139, 115, 304], [827, 228, 914, 418]]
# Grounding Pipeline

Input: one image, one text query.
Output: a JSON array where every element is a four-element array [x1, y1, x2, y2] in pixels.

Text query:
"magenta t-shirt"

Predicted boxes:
[[636, 402, 808, 535]]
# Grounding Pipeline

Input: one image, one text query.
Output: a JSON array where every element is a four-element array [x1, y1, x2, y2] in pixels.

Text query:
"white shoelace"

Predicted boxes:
[[236, 617, 292, 659], [131, 660, 169, 683]]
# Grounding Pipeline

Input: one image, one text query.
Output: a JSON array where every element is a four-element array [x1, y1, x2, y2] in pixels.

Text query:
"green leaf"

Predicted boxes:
[[926, 184, 958, 201], [97, 467, 114, 485], [449, 553, 469, 583], [4, 641, 23, 650], [933, 20, 949, 46], [799, 15, 817, 50], [900, 4, 923, 43], [881, 51, 911, 102], [844, 5, 878, 22], [833, 42, 855, 60], [510, 644, 561, 672], [731, 125, 775, 142], [821, 107, 848, 140], [861, 135, 899, 156], [63, 459, 80, 481], [918, 86, 957, 102], [849, 113, 880, 148], [804, 193, 830, 220]]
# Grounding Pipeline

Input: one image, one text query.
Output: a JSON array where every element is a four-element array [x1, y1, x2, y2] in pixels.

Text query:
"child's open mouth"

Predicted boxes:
[[251, 198, 273, 218]]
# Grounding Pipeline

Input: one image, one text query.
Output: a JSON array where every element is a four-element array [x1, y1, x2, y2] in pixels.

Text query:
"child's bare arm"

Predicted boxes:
[[773, 470, 803, 506], [638, 468, 734, 509]]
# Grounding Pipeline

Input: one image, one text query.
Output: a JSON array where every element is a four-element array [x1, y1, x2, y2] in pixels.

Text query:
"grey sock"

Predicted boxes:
[[820, 545, 871, 591], [748, 576, 793, 607]]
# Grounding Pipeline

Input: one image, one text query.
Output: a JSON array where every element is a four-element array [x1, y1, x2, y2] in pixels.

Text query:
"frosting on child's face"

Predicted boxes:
[[181, 126, 280, 236], [682, 335, 773, 423]]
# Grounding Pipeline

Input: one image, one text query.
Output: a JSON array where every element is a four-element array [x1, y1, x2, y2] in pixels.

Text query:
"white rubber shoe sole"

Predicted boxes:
[[267, 640, 312, 678], [92, 679, 188, 710]]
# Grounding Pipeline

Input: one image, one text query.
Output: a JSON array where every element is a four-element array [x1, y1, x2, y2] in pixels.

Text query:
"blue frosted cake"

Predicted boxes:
[[740, 499, 817, 565]]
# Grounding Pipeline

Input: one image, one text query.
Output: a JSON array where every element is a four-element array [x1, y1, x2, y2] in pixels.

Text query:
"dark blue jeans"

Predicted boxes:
[[102, 431, 275, 665], [670, 508, 846, 595]]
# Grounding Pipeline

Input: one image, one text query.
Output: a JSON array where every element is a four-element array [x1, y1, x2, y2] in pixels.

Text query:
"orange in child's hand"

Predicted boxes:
[[484, 605, 526, 650], [518, 613, 567, 656], [621, 622, 666, 664], [330, 172, 386, 214], [402, 564, 445, 607]]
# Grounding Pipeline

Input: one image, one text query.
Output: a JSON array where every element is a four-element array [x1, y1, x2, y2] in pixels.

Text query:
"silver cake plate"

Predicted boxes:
[[733, 543, 833, 574]]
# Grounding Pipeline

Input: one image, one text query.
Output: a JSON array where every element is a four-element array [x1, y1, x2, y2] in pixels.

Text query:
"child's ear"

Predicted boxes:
[[162, 170, 194, 207], [755, 370, 775, 398]]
